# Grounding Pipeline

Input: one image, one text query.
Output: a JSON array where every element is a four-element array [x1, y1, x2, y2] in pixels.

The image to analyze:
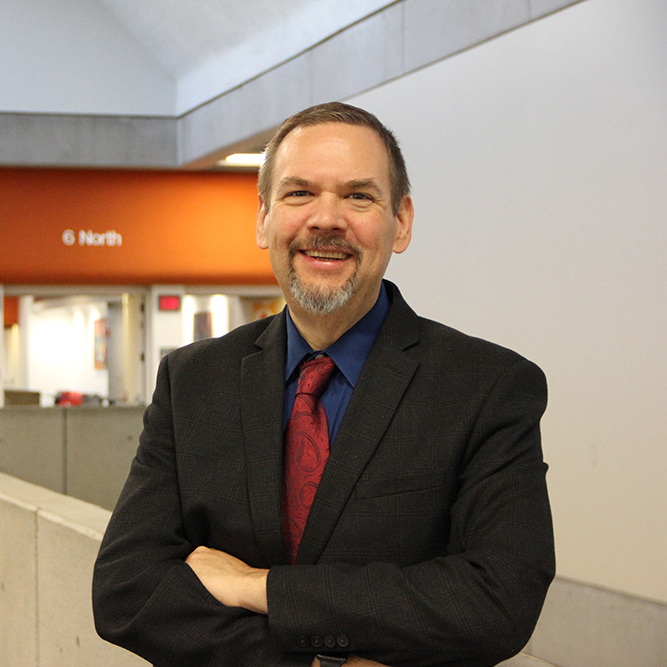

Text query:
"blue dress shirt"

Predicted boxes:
[[284, 282, 390, 444]]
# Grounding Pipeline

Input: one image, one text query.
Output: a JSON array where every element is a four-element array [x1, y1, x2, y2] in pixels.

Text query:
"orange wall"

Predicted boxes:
[[4, 296, 18, 327], [0, 168, 275, 285]]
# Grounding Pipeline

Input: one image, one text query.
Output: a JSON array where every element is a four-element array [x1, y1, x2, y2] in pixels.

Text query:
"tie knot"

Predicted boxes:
[[296, 355, 336, 398]]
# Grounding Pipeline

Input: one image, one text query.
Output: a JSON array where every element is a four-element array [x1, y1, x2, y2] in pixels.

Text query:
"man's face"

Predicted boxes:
[[256, 122, 413, 319]]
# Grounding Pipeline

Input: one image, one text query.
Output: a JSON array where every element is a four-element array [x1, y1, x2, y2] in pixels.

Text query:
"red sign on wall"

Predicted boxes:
[[158, 295, 181, 311]]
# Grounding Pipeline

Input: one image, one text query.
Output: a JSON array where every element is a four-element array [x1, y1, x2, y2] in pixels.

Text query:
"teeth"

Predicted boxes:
[[304, 250, 347, 260]]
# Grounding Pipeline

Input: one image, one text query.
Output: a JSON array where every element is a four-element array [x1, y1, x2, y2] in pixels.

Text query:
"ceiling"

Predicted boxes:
[[96, 0, 326, 78], [94, 0, 394, 93]]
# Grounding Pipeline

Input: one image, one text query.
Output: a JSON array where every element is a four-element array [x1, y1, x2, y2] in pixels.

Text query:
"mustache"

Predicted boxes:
[[288, 234, 361, 258]]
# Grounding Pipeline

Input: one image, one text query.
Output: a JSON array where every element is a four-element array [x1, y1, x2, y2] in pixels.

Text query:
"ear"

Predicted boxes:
[[392, 195, 414, 254], [256, 194, 269, 249]]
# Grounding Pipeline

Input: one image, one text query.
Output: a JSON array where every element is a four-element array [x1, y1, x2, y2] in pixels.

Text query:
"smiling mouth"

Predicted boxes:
[[290, 235, 361, 266], [301, 249, 350, 261]]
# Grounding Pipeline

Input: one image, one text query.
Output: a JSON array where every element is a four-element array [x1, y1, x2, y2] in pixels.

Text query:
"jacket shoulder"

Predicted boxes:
[[412, 316, 547, 398]]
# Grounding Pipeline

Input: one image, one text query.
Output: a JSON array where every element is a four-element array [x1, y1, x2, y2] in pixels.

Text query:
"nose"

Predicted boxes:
[[306, 193, 347, 233]]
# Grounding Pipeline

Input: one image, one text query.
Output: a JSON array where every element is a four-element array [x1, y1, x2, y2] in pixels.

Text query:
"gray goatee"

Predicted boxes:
[[287, 236, 361, 316]]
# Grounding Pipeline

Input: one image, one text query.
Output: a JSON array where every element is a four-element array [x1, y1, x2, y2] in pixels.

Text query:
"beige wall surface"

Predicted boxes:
[[353, 0, 667, 603]]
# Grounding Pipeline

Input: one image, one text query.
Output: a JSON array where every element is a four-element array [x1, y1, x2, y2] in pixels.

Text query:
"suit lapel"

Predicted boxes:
[[241, 311, 290, 566], [297, 286, 421, 564]]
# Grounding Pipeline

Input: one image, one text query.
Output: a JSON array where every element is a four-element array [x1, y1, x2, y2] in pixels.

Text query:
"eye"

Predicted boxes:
[[280, 189, 314, 204], [348, 192, 373, 201]]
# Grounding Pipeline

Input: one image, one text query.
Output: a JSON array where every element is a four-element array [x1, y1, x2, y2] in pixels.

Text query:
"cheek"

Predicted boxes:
[[269, 216, 305, 247], [357, 225, 396, 258], [267, 248, 291, 284], [268, 238, 291, 267]]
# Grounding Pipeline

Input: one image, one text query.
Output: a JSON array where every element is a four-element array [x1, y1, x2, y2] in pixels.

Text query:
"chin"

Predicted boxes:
[[288, 275, 356, 316]]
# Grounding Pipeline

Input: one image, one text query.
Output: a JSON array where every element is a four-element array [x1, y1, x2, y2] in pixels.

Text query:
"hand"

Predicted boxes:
[[185, 546, 269, 614]]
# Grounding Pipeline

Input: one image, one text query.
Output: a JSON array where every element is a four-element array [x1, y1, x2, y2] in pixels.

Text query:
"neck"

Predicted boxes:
[[287, 287, 380, 350]]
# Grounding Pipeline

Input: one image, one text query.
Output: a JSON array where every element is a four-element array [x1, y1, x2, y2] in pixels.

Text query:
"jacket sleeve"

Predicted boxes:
[[265, 358, 555, 667], [92, 355, 310, 667]]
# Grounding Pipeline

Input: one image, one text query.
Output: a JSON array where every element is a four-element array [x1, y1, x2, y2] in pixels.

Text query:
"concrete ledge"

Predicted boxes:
[[498, 653, 558, 667], [0, 472, 148, 667], [0, 406, 66, 493], [0, 406, 144, 510], [526, 576, 667, 667], [0, 488, 37, 665]]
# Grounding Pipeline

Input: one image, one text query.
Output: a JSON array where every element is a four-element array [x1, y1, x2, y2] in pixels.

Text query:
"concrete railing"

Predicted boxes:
[[499, 656, 557, 667], [0, 405, 143, 511], [0, 472, 147, 667], [525, 576, 667, 667]]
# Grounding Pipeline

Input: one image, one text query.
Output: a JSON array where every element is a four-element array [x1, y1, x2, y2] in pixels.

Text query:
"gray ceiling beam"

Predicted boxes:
[[0, 113, 178, 169]]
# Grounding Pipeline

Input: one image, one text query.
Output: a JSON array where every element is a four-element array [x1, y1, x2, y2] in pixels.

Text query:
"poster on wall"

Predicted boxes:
[[94, 318, 108, 370], [251, 297, 284, 320]]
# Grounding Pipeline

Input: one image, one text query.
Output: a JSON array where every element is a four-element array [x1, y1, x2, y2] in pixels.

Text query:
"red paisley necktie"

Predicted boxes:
[[282, 355, 337, 564]]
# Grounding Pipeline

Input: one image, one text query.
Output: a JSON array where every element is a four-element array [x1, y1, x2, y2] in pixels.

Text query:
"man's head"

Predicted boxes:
[[258, 102, 410, 215], [256, 103, 413, 326]]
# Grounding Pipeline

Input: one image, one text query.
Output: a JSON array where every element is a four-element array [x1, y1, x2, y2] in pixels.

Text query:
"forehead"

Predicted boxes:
[[273, 122, 391, 187]]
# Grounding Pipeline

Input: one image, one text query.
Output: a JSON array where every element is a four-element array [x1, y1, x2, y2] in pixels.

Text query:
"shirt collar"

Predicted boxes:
[[285, 281, 390, 387]]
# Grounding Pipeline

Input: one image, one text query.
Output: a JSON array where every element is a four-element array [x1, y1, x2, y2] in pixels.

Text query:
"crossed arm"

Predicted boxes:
[[186, 546, 388, 667]]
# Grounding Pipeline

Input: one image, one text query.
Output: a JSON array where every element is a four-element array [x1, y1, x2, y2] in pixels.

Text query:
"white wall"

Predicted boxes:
[[352, 0, 667, 603], [2, 324, 20, 390], [27, 301, 109, 404], [0, 0, 174, 115]]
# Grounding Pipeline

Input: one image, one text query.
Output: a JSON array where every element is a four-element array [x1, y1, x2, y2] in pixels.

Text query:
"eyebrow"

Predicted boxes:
[[276, 176, 312, 190], [346, 178, 382, 193], [276, 176, 383, 193]]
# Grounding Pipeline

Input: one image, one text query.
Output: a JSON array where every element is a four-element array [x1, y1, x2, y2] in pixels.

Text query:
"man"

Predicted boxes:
[[93, 102, 554, 667]]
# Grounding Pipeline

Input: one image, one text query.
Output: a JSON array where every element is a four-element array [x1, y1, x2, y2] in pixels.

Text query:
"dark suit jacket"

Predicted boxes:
[[93, 282, 554, 667]]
